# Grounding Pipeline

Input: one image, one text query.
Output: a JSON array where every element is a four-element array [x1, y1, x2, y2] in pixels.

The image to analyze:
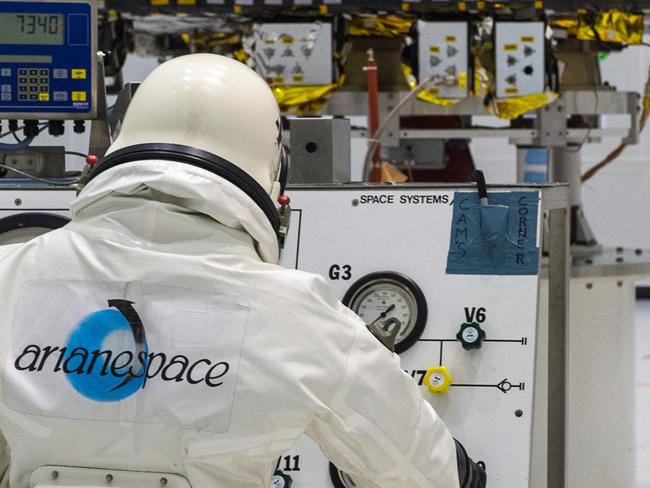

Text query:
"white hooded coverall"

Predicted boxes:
[[0, 160, 460, 488]]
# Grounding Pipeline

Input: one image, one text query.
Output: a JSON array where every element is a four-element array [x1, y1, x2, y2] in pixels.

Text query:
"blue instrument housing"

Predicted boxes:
[[0, 1, 96, 119]]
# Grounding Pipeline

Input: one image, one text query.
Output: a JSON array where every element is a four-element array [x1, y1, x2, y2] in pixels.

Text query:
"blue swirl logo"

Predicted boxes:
[[13, 300, 231, 400], [64, 300, 148, 402]]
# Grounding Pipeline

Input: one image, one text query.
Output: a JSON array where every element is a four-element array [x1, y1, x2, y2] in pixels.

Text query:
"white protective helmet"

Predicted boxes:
[[105, 53, 287, 199], [89, 54, 290, 248]]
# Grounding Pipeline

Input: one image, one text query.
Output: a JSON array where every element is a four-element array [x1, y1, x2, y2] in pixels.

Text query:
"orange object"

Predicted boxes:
[[380, 162, 408, 183]]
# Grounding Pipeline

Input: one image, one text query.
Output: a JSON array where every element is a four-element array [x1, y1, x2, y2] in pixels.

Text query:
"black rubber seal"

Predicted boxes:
[[88, 143, 280, 236], [0, 212, 70, 235]]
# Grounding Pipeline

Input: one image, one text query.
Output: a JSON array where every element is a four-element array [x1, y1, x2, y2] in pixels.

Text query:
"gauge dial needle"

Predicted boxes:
[[370, 304, 396, 324]]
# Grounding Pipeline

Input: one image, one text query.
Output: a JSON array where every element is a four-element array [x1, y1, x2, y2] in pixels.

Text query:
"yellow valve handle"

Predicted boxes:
[[424, 366, 453, 394]]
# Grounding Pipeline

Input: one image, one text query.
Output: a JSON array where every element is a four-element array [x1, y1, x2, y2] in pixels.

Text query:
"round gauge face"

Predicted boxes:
[[342, 272, 428, 353]]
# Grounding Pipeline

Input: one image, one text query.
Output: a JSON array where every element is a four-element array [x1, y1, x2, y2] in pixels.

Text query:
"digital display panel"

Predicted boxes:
[[0, 13, 64, 45]]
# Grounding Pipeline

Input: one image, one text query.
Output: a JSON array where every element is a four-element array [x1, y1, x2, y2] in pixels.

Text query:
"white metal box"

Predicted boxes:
[[253, 22, 333, 86], [0, 183, 74, 245], [495, 22, 546, 98], [274, 184, 566, 488], [417, 21, 470, 99]]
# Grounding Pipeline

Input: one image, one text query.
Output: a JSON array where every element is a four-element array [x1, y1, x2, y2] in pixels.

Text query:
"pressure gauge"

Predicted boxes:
[[342, 272, 427, 353]]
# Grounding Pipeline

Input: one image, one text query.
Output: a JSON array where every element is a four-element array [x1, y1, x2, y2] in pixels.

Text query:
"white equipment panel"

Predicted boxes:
[[0, 184, 558, 488], [495, 22, 545, 98], [277, 186, 545, 488], [0, 184, 75, 245], [418, 21, 469, 99], [253, 22, 333, 86]]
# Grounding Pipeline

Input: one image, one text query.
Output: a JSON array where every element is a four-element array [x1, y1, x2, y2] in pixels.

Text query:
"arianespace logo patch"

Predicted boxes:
[[13, 300, 230, 402], [5, 281, 249, 431]]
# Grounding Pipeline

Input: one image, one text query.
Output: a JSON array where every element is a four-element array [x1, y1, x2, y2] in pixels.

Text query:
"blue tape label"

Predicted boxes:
[[446, 191, 540, 275]]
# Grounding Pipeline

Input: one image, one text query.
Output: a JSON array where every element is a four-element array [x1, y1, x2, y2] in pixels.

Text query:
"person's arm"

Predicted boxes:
[[306, 307, 461, 488]]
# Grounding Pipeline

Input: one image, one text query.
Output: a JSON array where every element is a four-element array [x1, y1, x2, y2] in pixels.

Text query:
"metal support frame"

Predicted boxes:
[[88, 56, 111, 158], [323, 90, 636, 117], [332, 89, 638, 149], [351, 127, 630, 141], [551, 146, 599, 249], [623, 91, 641, 145], [108, 82, 141, 139], [534, 100, 568, 147], [546, 205, 570, 488]]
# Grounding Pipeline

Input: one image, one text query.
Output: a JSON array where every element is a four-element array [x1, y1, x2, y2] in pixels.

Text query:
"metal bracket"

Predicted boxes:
[[533, 99, 568, 147], [88, 54, 111, 158], [278, 204, 291, 249], [367, 317, 401, 352], [109, 82, 141, 139], [622, 91, 640, 145], [380, 93, 402, 148]]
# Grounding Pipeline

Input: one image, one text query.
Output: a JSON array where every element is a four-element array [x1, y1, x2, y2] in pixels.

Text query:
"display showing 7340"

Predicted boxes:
[[0, 13, 64, 45]]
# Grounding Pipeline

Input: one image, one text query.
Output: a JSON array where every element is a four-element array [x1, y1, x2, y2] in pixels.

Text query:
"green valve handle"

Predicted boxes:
[[456, 322, 486, 350], [271, 470, 293, 488]]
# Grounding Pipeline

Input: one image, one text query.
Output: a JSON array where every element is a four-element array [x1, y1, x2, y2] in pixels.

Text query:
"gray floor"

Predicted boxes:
[[637, 298, 650, 487]]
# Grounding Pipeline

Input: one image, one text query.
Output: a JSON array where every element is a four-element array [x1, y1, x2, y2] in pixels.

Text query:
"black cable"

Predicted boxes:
[[0, 122, 48, 141], [0, 163, 78, 186], [475, 170, 488, 202], [65, 151, 88, 159]]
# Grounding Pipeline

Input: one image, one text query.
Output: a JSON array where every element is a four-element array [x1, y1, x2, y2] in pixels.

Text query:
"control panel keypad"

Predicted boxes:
[[0, 67, 87, 105], [16, 67, 50, 102]]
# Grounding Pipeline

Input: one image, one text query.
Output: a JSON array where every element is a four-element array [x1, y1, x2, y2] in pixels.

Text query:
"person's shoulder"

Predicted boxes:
[[0, 227, 67, 263], [257, 262, 368, 330], [253, 262, 340, 309], [0, 244, 22, 260]]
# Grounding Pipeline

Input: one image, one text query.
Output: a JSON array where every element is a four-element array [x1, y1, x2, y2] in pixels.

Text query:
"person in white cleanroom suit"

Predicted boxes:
[[0, 54, 485, 488]]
